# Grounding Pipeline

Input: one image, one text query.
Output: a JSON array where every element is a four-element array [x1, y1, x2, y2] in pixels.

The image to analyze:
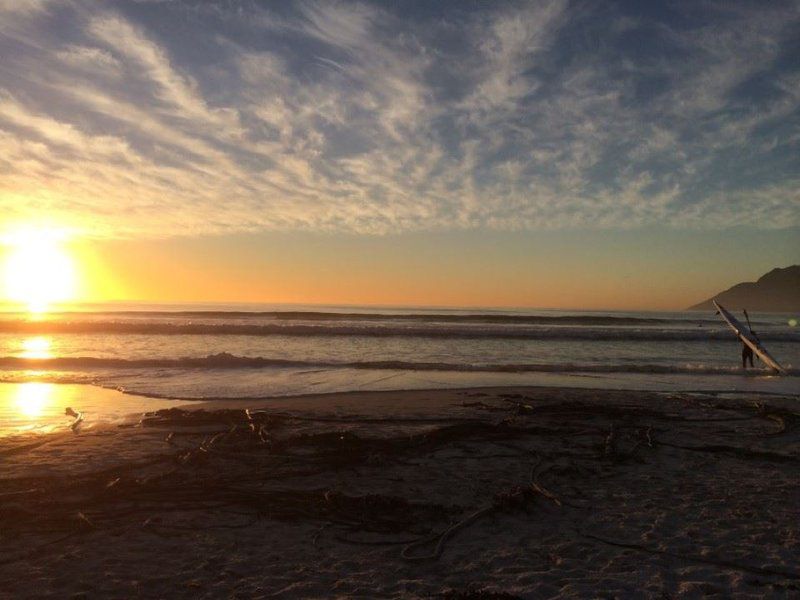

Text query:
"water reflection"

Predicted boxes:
[[20, 336, 52, 359], [13, 382, 55, 418]]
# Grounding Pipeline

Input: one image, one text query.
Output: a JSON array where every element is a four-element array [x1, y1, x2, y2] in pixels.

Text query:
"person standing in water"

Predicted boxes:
[[741, 309, 758, 369], [741, 338, 754, 369], [741, 320, 759, 369]]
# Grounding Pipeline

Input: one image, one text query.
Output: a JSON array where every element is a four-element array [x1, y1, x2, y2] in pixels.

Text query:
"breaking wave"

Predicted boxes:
[[1, 353, 795, 376]]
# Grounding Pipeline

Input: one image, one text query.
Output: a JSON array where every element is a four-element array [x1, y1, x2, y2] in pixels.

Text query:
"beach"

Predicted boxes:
[[1, 384, 798, 598]]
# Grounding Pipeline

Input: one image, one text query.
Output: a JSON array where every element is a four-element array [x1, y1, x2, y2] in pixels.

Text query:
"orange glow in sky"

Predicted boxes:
[[0, 225, 795, 311]]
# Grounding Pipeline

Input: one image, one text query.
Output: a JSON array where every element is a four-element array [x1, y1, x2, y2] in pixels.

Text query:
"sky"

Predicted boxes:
[[0, 0, 798, 310]]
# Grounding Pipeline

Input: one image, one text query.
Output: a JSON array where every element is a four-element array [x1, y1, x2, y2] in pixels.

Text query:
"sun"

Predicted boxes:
[[3, 228, 78, 313]]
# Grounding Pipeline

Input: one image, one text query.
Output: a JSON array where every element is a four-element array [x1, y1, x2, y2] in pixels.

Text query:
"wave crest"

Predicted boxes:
[[1, 353, 794, 376]]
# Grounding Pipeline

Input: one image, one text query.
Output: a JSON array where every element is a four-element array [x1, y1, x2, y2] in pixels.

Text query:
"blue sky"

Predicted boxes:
[[0, 0, 798, 308]]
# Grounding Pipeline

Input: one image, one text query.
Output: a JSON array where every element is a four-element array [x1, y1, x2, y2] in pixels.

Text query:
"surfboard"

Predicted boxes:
[[713, 300, 785, 374]]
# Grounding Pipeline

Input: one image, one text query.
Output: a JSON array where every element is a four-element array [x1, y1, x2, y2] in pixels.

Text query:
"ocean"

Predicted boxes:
[[0, 304, 797, 403]]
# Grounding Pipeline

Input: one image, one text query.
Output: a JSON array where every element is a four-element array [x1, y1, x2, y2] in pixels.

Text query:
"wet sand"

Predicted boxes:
[[0, 383, 187, 437], [1, 385, 798, 598]]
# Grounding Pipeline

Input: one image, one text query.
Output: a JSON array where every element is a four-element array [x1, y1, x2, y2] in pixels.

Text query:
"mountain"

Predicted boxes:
[[688, 265, 800, 312]]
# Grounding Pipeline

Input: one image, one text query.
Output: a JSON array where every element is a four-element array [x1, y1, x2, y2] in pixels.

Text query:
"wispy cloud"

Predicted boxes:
[[56, 45, 121, 74], [0, 0, 797, 238], [0, 0, 50, 16]]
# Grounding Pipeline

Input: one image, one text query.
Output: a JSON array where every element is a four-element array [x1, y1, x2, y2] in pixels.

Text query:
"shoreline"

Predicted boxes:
[[1, 378, 797, 440], [1, 385, 798, 597]]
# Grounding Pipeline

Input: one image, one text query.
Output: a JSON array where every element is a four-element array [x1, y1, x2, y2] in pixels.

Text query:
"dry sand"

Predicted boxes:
[[1, 385, 799, 599]]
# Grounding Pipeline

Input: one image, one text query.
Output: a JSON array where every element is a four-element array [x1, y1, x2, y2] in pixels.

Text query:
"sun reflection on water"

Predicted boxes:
[[20, 336, 53, 359], [13, 382, 55, 419]]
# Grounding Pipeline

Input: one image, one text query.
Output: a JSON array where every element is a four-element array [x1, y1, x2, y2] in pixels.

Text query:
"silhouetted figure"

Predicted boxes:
[[741, 341, 754, 369]]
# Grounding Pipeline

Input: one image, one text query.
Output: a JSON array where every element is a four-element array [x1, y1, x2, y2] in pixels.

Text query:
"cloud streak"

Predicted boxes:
[[0, 0, 797, 239]]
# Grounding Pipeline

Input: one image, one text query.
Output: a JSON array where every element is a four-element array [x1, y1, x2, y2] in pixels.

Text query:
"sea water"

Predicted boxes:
[[0, 304, 797, 402]]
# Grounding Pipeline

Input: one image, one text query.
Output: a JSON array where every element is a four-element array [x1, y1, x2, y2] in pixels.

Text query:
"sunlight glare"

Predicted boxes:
[[2, 228, 77, 313], [13, 382, 54, 419], [20, 336, 53, 359]]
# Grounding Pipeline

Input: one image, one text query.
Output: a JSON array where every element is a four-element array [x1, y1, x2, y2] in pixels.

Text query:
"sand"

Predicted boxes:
[[1, 385, 798, 599]]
